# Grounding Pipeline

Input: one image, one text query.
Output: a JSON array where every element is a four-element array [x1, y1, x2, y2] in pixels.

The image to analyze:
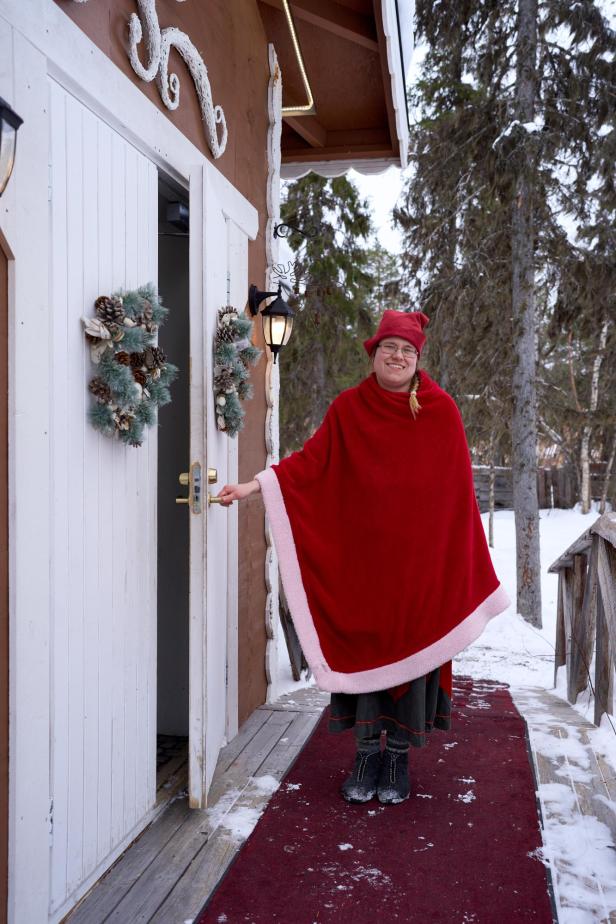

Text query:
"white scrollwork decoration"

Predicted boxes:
[[71, 0, 228, 159]]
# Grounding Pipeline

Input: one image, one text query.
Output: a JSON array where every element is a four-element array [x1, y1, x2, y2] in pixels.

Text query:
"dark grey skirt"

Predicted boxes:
[[328, 666, 452, 748]]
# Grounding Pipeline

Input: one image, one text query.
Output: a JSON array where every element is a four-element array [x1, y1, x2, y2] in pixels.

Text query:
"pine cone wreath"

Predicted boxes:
[[116, 351, 131, 366], [130, 351, 146, 369], [95, 295, 125, 324], [88, 377, 112, 403]]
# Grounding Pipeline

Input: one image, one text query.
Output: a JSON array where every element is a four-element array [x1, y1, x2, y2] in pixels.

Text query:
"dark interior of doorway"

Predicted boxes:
[[156, 173, 190, 792]]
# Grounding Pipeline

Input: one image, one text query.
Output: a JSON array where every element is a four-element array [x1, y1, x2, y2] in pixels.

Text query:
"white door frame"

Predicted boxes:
[[188, 167, 245, 807], [0, 2, 257, 920]]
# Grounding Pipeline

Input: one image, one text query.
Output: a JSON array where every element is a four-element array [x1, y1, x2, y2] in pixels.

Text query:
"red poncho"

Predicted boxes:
[[256, 371, 510, 696]]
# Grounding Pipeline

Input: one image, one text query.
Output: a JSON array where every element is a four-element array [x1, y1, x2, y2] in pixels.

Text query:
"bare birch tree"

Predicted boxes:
[[580, 318, 611, 513]]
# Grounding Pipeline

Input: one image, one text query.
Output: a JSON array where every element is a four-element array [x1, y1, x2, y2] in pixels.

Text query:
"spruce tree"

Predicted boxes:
[[278, 175, 379, 455], [396, 0, 615, 624]]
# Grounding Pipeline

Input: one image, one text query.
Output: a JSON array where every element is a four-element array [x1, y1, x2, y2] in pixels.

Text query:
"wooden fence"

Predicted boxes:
[[473, 463, 614, 512], [548, 511, 616, 726]]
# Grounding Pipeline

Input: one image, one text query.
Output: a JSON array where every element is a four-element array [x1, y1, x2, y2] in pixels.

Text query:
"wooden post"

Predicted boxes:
[[554, 572, 567, 688], [562, 568, 574, 700], [594, 559, 613, 726], [567, 552, 593, 704], [596, 539, 616, 658]]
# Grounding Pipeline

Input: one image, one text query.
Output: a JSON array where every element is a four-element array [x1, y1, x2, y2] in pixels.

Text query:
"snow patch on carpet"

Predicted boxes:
[[319, 860, 392, 892]]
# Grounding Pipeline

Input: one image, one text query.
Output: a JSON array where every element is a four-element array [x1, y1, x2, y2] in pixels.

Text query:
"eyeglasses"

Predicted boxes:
[[378, 341, 418, 358]]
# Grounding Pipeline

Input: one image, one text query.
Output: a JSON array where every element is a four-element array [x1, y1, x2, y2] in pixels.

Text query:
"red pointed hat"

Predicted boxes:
[[363, 310, 430, 357]]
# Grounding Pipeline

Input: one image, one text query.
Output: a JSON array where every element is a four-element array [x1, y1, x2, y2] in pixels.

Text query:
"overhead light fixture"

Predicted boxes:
[[166, 201, 189, 233]]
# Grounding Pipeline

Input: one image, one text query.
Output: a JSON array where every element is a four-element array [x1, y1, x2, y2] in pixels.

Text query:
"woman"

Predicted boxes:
[[217, 310, 510, 805]]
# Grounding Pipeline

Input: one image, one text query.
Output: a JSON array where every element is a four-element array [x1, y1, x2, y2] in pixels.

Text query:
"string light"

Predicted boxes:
[[281, 0, 315, 116]]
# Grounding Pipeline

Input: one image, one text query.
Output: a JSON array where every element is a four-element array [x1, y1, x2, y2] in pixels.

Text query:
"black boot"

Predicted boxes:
[[377, 737, 410, 804], [341, 736, 382, 803]]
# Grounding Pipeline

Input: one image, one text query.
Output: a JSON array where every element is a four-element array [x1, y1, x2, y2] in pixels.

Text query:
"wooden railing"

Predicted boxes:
[[548, 511, 616, 725]]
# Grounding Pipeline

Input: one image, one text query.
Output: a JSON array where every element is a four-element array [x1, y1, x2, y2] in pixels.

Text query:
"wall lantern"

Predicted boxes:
[[248, 283, 294, 364], [0, 97, 23, 197]]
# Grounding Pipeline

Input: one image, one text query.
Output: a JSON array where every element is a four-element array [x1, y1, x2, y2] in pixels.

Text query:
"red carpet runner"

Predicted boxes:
[[197, 678, 555, 924]]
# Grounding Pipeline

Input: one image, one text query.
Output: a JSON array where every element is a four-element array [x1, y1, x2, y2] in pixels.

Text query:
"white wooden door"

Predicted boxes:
[[188, 166, 244, 807], [48, 81, 158, 919]]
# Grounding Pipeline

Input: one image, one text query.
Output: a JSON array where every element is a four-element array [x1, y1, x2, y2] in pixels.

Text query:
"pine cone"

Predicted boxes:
[[217, 309, 237, 343], [215, 368, 234, 392], [113, 409, 133, 431], [95, 295, 125, 324], [145, 346, 166, 369], [107, 322, 125, 342], [133, 370, 148, 386], [217, 324, 235, 343], [142, 299, 154, 321], [130, 351, 146, 369], [88, 377, 112, 403], [116, 351, 131, 366]]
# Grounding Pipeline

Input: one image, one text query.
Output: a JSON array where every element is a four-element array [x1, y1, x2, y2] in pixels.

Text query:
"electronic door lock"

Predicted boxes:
[[176, 461, 202, 514]]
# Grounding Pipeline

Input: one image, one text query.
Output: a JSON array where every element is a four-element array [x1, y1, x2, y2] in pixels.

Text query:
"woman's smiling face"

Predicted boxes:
[[371, 336, 418, 392]]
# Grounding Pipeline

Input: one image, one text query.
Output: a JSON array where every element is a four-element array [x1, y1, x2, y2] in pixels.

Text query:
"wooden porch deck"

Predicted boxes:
[[64, 683, 616, 923], [65, 688, 329, 924]]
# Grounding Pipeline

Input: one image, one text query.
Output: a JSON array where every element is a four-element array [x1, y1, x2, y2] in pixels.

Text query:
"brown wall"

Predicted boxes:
[[55, 0, 271, 723], [0, 239, 8, 923]]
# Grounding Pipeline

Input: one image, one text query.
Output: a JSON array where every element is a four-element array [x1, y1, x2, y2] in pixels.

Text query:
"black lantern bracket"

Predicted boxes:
[[248, 283, 281, 317], [273, 222, 320, 240]]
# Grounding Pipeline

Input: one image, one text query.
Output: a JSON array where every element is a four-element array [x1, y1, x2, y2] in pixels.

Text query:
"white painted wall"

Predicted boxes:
[[0, 2, 258, 919], [48, 81, 158, 920], [0, 15, 52, 924]]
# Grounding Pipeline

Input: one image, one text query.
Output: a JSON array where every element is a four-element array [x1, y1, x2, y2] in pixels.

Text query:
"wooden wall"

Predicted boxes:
[[54, 0, 270, 723], [0, 237, 8, 924]]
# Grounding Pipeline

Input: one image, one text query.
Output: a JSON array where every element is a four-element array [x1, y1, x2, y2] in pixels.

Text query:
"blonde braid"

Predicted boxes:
[[409, 372, 421, 419]]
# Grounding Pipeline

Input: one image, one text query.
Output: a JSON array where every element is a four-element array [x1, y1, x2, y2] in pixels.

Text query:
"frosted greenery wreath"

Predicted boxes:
[[213, 306, 262, 437], [82, 283, 178, 448]]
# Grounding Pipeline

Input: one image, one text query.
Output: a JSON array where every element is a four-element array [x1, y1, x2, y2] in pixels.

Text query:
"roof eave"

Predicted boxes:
[[281, 0, 412, 179], [381, 0, 410, 170]]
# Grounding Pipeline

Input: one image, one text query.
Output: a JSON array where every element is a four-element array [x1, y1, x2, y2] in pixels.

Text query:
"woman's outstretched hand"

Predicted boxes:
[[216, 478, 261, 506]]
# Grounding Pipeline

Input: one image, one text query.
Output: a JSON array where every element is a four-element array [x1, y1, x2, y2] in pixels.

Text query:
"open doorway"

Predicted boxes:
[[156, 174, 190, 795]]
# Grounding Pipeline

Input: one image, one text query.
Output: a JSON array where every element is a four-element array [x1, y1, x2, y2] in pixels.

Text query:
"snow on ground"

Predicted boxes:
[[275, 502, 616, 921], [457, 505, 595, 688], [454, 503, 616, 923]]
